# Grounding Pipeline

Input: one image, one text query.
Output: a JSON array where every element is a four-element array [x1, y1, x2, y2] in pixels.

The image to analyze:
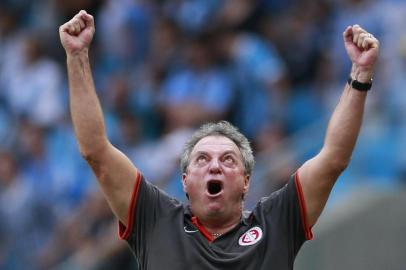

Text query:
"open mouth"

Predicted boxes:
[[207, 180, 223, 195]]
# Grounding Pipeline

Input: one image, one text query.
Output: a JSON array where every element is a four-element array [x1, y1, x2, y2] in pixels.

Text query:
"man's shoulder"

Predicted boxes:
[[138, 175, 185, 210]]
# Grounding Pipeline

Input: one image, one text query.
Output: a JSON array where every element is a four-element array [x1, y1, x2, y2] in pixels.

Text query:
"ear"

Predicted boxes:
[[182, 172, 188, 193], [242, 174, 250, 194]]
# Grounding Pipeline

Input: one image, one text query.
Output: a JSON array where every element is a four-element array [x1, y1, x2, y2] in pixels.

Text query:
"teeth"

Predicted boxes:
[[207, 181, 222, 195]]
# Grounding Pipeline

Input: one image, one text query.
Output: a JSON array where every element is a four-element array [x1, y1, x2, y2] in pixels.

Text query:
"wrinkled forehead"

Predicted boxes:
[[191, 135, 241, 156]]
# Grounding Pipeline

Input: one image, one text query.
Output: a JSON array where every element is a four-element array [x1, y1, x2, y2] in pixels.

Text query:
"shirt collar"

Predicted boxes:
[[184, 205, 251, 226]]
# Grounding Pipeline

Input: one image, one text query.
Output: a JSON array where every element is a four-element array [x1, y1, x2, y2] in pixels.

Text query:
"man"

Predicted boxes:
[[59, 10, 379, 270]]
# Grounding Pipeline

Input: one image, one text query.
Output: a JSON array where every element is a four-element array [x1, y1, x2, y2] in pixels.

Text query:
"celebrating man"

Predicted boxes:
[[59, 10, 379, 270]]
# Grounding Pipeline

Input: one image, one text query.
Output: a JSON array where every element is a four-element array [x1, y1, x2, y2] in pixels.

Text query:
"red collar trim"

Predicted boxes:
[[191, 216, 214, 242]]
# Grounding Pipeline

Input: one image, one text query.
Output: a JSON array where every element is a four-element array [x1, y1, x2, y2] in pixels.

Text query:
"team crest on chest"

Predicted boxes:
[[238, 226, 263, 246]]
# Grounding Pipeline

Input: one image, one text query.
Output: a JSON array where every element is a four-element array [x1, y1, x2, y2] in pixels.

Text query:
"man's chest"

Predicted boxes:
[[142, 217, 292, 270]]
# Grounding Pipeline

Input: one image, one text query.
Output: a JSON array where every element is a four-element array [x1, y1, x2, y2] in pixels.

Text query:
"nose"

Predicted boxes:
[[209, 158, 222, 174]]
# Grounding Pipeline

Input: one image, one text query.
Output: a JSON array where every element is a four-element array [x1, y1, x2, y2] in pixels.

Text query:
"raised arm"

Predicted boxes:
[[59, 10, 139, 226], [298, 25, 380, 227]]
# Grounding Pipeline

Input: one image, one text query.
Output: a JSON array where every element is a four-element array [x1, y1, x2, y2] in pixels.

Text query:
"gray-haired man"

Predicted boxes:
[[60, 10, 379, 269]]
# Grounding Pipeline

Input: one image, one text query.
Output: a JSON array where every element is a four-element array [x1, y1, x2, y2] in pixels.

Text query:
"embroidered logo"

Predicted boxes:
[[184, 226, 198, 234], [238, 226, 263, 246]]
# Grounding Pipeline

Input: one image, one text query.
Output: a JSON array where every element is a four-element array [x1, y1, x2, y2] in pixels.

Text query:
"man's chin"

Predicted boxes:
[[205, 204, 224, 217]]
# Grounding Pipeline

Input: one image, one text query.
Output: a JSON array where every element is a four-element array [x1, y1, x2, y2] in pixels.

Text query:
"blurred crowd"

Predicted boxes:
[[1, 0, 406, 269]]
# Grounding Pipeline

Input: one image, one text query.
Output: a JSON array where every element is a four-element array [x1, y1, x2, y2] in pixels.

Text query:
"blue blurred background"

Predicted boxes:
[[0, 0, 405, 269]]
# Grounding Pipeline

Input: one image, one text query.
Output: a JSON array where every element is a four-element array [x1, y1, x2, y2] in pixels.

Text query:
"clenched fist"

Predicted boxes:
[[343, 25, 380, 82], [59, 10, 95, 55]]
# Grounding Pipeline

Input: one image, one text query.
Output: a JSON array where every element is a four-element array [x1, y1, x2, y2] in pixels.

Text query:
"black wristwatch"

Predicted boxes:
[[347, 77, 373, 91]]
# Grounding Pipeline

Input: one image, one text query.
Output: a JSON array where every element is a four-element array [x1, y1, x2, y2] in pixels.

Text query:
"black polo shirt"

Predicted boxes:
[[119, 172, 313, 270]]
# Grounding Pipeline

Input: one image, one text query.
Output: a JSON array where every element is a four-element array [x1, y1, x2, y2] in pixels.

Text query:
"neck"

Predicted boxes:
[[197, 213, 241, 237], [188, 200, 245, 237]]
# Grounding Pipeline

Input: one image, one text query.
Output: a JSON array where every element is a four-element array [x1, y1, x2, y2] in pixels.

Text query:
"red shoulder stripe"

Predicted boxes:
[[294, 172, 314, 240], [119, 170, 142, 240]]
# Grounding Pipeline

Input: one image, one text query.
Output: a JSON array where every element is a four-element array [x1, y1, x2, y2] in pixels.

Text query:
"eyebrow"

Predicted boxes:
[[222, 150, 239, 156], [193, 151, 209, 157], [193, 150, 239, 157]]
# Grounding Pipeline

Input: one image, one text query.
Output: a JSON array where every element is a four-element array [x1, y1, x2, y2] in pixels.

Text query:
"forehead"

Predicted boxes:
[[191, 135, 241, 156]]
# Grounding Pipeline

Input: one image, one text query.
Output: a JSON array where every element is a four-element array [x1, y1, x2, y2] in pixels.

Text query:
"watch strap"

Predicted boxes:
[[347, 77, 373, 91]]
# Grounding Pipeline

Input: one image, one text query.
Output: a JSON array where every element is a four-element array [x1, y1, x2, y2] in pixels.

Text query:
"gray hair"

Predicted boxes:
[[180, 121, 255, 175]]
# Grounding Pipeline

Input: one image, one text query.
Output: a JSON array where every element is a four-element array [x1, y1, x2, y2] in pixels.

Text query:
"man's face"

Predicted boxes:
[[182, 135, 250, 221]]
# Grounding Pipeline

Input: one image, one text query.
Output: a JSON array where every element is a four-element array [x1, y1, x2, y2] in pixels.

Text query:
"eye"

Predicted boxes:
[[196, 155, 208, 164], [223, 155, 235, 164]]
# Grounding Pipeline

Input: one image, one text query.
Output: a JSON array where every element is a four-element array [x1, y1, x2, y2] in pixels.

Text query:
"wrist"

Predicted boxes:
[[350, 64, 373, 83], [66, 49, 89, 60], [66, 50, 91, 70]]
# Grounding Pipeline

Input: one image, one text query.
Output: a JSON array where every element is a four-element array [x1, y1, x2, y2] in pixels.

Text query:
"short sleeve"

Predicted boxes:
[[118, 172, 180, 256], [256, 172, 313, 254]]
